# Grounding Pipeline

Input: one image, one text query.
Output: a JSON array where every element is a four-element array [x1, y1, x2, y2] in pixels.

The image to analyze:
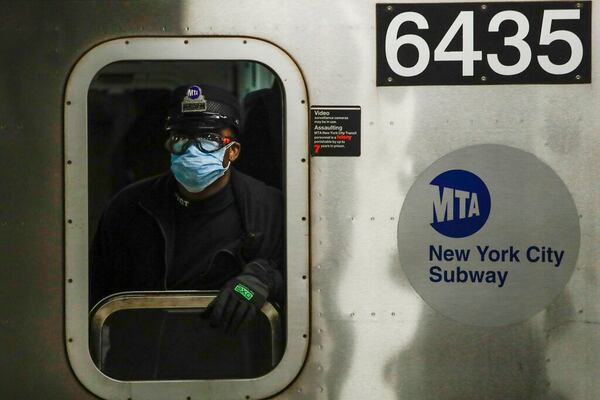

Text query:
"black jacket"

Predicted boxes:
[[90, 168, 284, 309]]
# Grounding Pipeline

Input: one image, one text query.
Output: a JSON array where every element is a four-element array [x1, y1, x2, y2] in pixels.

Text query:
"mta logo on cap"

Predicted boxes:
[[186, 85, 202, 99], [430, 169, 491, 238], [182, 85, 207, 113]]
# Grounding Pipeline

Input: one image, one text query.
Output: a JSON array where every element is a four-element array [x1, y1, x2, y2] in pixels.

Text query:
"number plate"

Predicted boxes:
[[376, 2, 591, 85]]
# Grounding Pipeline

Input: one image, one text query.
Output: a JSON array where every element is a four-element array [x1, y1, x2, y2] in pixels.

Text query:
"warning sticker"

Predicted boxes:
[[311, 106, 360, 156]]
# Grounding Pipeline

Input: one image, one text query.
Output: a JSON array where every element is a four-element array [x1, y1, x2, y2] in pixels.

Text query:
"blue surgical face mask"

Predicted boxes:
[[170, 143, 233, 193]]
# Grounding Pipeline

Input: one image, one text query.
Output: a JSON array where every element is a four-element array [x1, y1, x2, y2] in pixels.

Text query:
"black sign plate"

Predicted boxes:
[[311, 106, 361, 157], [377, 2, 591, 85]]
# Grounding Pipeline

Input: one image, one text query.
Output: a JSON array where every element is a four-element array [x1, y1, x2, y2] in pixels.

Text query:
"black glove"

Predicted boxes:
[[206, 262, 270, 332]]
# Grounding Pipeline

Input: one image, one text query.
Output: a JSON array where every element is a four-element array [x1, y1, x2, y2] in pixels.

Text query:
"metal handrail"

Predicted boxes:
[[89, 291, 283, 371]]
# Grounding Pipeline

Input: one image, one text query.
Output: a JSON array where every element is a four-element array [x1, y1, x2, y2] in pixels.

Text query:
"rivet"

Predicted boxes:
[[301, 158, 306, 163], [184, 40, 189, 44], [68, 279, 73, 283], [576, 74, 582, 80], [387, 77, 393, 82], [302, 333, 307, 338], [481, 4, 487, 10], [302, 216, 307, 221], [302, 275, 307, 280], [301, 99, 306, 104], [125, 40, 129, 45], [66, 101, 71, 106], [481, 76, 487, 82], [243, 40, 247, 44], [67, 160, 72, 165], [67, 219, 73, 224], [68, 338, 73, 343], [386, 5, 393, 11]]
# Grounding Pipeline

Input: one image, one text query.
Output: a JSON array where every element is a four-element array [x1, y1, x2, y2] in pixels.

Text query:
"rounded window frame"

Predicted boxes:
[[64, 37, 309, 400]]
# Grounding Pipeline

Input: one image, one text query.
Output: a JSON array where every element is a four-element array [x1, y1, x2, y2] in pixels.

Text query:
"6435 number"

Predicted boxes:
[[376, 2, 591, 85]]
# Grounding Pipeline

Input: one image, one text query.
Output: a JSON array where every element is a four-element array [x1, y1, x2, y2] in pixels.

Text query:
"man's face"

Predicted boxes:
[[165, 127, 241, 165]]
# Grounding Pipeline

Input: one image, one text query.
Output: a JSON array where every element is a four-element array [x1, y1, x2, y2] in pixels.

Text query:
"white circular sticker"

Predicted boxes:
[[397, 144, 580, 326]]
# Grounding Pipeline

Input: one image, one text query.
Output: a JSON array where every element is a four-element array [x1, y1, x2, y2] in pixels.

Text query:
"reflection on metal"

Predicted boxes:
[[3, 1, 600, 399], [89, 291, 283, 371]]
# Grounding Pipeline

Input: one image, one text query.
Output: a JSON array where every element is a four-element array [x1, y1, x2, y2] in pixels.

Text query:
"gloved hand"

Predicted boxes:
[[205, 262, 270, 332]]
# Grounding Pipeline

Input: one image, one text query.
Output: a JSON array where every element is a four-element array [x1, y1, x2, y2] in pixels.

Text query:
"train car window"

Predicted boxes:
[[65, 38, 308, 400], [87, 59, 286, 380]]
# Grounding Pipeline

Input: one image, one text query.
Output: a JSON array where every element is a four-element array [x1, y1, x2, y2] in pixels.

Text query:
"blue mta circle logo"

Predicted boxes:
[[430, 169, 491, 238], [186, 85, 202, 99]]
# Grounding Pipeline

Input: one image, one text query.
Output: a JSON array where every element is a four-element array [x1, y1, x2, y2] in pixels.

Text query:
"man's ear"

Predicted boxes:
[[228, 142, 241, 163]]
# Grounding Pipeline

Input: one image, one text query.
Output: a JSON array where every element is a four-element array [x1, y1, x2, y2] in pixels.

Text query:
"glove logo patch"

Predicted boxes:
[[234, 283, 254, 301]]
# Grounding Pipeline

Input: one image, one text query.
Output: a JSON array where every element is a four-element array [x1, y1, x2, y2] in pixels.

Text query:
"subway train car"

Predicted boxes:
[[1, 0, 599, 399]]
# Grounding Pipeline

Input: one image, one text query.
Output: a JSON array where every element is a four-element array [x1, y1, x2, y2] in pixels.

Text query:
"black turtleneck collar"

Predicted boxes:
[[173, 180, 234, 216]]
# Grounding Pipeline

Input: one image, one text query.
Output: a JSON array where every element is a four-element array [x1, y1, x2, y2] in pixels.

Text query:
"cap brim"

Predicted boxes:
[[166, 120, 238, 138]]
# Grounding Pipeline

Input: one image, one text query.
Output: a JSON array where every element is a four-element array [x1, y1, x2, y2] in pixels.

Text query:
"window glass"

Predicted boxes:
[[87, 60, 285, 380]]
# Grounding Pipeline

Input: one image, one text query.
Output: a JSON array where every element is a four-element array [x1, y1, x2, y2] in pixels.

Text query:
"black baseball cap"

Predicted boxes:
[[165, 84, 241, 138]]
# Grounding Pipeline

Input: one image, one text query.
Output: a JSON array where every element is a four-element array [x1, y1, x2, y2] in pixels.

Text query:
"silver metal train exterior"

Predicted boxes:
[[1, 0, 599, 399]]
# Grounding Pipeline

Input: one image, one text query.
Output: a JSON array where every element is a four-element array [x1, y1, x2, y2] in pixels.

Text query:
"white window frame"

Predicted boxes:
[[64, 37, 309, 400]]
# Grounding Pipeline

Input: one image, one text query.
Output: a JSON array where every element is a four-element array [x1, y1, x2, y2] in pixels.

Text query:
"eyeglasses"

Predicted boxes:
[[165, 132, 233, 155]]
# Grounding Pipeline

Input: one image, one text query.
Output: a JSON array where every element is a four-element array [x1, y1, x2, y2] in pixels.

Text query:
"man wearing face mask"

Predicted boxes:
[[90, 84, 284, 338]]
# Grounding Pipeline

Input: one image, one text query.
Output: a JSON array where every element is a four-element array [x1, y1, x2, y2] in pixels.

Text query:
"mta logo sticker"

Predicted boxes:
[[430, 169, 491, 238], [186, 85, 202, 99], [398, 145, 579, 327]]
